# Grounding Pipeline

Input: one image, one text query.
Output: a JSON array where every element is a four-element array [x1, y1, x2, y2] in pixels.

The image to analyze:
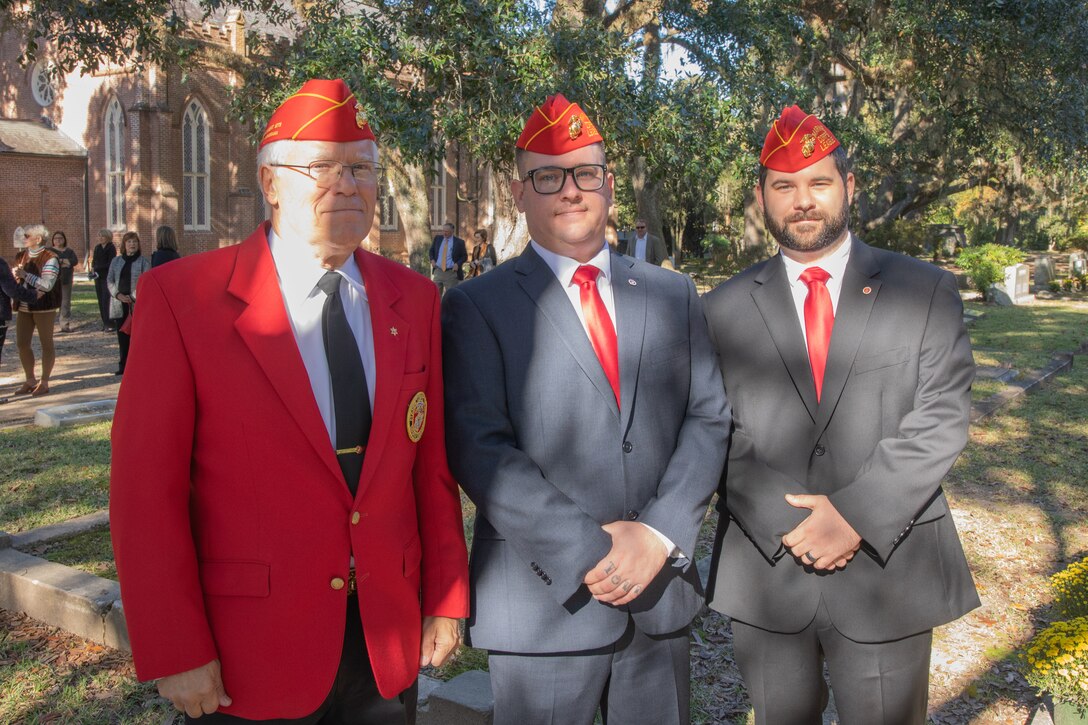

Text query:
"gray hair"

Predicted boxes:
[[99, 228, 113, 242], [23, 223, 49, 241]]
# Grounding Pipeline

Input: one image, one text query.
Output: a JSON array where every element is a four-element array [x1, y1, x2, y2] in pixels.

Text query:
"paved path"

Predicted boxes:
[[1, 281, 122, 428]]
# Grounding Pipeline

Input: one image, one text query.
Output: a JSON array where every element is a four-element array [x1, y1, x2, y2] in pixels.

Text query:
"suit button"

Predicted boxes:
[[622, 441, 633, 453], [330, 577, 346, 590], [814, 444, 826, 456], [351, 512, 361, 525], [626, 510, 639, 521]]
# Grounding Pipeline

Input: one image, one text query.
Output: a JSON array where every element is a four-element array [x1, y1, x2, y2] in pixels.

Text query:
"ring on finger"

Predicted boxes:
[[803, 551, 817, 564]]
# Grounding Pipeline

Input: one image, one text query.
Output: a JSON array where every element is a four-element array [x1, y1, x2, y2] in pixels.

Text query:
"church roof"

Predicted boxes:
[[0, 119, 86, 157]]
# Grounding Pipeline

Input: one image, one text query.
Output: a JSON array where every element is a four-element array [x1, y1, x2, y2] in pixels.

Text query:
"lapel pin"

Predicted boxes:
[[628, 279, 637, 286], [862, 286, 872, 295], [390, 327, 398, 336]]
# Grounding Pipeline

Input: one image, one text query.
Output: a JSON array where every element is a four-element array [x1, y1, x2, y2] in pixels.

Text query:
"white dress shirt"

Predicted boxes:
[[530, 239, 682, 559], [632, 234, 648, 262], [779, 234, 853, 349], [268, 229, 377, 445]]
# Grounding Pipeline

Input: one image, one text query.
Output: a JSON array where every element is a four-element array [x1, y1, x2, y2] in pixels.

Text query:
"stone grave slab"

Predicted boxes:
[[34, 398, 116, 428]]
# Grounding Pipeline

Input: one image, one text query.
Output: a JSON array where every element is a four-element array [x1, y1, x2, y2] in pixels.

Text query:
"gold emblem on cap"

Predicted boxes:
[[568, 114, 583, 140], [406, 391, 427, 443], [801, 133, 816, 158], [354, 101, 368, 129]]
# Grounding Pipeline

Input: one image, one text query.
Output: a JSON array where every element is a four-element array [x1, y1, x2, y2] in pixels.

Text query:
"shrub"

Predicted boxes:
[[1021, 617, 1088, 711], [1053, 559, 1088, 620], [955, 244, 1026, 296]]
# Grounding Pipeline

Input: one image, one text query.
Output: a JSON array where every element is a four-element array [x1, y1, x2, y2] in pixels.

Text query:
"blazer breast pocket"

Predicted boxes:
[[648, 340, 688, 367], [400, 367, 428, 390], [853, 346, 909, 375]]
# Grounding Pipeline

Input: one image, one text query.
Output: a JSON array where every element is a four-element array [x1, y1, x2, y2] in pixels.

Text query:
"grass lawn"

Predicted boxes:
[[0, 421, 111, 534], [966, 299, 1088, 372]]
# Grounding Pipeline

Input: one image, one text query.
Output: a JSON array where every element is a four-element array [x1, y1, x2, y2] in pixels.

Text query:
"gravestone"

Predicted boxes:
[[991, 263, 1034, 305], [1070, 252, 1086, 276], [1034, 256, 1056, 291]]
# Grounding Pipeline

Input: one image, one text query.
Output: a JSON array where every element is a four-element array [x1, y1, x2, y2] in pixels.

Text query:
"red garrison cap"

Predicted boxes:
[[260, 78, 375, 148], [759, 105, 840, 172], [515, 93, 602, 155]]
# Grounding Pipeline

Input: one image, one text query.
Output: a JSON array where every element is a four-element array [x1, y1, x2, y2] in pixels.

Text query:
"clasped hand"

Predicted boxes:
[[781, 494, 862, 571], [583, 521, 668, 606]]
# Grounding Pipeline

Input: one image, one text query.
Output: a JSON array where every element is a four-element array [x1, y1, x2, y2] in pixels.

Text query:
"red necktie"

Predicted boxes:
[[572, 265, 620, 405], [800, 266, 834, 402]]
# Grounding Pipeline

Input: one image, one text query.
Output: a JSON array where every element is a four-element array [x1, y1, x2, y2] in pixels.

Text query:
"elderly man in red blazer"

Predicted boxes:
[[110, 79, 469, 723]]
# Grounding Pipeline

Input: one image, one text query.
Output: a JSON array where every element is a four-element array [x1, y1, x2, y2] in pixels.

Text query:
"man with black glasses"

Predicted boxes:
[[442, 93, 730, 724]]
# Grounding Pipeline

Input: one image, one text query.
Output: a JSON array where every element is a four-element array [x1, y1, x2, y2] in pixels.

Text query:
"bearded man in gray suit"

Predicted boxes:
[[443, 93, 730, 725], [703, 106, 979, 724]]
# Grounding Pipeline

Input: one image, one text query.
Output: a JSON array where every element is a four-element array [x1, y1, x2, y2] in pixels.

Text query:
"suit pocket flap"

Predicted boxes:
[[854, 346, 909, 374], [199, 560, 270, 598], [403, 535, 422, 577]]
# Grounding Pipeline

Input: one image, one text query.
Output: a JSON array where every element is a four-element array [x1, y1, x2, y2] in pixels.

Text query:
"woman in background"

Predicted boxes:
[[90, 229, 117, 331], [51, 231, 79, 332], [469, 228, 497, 278], [11, 224, 61, 396], [106, 231, 151, 375], [151, 225, 181, 267]]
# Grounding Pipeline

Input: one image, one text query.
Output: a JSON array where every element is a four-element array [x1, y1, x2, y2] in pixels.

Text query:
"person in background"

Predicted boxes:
[[429, 222, 467, 296], [0, 255, 39, 404], [151, 225, 182, 268], [106, 231, 151, 375], [11, 224, 61, 396], [51, 231, 80, 332], [468, 228, 497, 278], [91, 229, 118, 331], [618, 219, 669, 267]]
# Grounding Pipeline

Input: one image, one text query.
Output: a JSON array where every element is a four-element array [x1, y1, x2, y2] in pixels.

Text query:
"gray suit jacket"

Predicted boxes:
[[703, 237, 979, 642], [619, 233, 668, 266], [443, 247, 730, 653]]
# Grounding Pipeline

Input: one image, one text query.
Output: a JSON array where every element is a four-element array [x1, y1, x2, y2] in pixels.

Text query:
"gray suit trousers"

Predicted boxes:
[[488, 619, 690, 725]]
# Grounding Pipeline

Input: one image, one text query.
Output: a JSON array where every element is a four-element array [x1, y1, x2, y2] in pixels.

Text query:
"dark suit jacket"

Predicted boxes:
[[1, 257, 37, 321], [619, 233, 668, 266], [703, 237, 979, 643], [442, 246, 730, 653], [430, 235, 468, 280], [110, 223, 469, 719]]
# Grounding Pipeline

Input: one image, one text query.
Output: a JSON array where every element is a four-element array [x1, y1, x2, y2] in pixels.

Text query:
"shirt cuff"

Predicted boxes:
[[641, 523, 683, 559]]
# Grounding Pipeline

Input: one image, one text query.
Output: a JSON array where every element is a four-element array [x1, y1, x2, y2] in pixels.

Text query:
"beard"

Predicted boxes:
[[764, 197, 850, 254]]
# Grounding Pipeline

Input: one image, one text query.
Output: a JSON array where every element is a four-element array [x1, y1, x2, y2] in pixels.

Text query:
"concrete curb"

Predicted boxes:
[[10, 509, 110, 549], [970, 351, 1076, 423]]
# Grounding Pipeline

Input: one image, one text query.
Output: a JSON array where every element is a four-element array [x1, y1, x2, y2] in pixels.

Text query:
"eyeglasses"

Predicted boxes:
[[270, 160, 384, 187], [522, 164, 606, 195], [636, 225, 646, 230]]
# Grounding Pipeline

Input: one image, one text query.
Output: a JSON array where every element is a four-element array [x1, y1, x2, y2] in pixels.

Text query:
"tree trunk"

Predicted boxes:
[[386, 151, 432, 274], [489, 166, 528, 262], [741, 188, 769, 252]]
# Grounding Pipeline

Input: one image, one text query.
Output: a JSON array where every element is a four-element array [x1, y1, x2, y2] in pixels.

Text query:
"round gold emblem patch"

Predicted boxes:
[[568, 114, 583, 140], [406, 391, 427, 443]]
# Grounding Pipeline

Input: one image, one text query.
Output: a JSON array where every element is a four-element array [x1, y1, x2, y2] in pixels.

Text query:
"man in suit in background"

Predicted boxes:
[[443, 93, 730, 725], [111, 78, 469, 723], [619, 218, 669, 267], [703, 105, 979, 724], [429, 222, 467, 296]]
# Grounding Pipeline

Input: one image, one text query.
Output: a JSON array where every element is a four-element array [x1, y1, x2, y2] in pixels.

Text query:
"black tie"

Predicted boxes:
[[317, 270, 371, 495]]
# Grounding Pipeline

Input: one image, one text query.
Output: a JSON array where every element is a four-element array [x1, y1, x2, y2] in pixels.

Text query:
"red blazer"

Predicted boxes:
[[110, 224, 469, 719]]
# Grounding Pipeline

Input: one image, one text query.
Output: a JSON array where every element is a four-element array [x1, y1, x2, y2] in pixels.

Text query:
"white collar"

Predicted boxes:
[[530, 240, 612, 288], [268, 227, 367, 306], [780, 232, 853, 283]]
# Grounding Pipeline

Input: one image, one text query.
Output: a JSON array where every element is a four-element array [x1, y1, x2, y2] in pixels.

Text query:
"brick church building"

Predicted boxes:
[[0, 4, 489, 266]]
